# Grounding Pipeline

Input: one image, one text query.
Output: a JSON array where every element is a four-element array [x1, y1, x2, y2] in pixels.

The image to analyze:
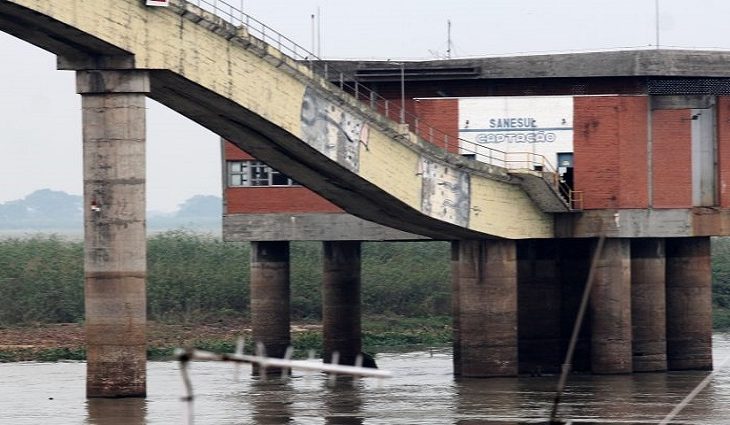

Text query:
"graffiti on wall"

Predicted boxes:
[[420, 157, 470, 227], [300, 87, 369, 172]]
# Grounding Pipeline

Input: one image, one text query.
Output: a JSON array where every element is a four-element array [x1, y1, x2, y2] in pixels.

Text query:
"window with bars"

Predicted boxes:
[[227, 161, 297, 187]]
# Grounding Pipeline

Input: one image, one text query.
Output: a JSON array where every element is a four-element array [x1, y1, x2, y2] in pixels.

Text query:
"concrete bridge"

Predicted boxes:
[[0, 0, 718, 397]]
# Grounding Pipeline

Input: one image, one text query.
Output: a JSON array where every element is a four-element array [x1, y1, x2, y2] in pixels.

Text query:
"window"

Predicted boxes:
[[227, 161, 297, 187]]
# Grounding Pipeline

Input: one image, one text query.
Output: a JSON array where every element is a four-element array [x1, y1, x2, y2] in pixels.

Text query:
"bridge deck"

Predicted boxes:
[[0, 0, 555, 239]]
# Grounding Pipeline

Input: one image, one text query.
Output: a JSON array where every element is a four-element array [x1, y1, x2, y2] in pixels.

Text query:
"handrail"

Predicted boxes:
[[181, 0, 579, 210]]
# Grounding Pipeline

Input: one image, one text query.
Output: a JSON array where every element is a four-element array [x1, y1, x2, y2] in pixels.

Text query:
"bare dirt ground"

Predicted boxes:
[[0, 320, 321, 359]]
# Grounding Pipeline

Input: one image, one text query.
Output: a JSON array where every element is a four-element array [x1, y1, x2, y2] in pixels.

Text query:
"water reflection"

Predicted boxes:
[[249, 379, 293, 424], [85, 397, 146, 425], [586, 374, 635, 421], [323, 378, 364, 425], [455, 377, 523, 425], [2, 337, 730, 424]]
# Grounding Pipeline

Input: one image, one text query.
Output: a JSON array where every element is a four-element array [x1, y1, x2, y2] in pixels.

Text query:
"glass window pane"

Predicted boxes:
[[271, 171, 289, 186], [249, 162, 269, 186]]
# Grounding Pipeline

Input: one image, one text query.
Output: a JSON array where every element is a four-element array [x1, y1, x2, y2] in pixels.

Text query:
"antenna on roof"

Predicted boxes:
[[310, 13, 315, 55], [654, 0, 660, 49], [317, 6, 322, 57], [447, 19, 452, 59]]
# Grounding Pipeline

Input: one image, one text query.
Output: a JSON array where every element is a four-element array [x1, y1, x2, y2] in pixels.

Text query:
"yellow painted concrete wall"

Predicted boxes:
[[359, 131, 422, 207], [470, 177, 553, 239], [10, 0, 553, 239]]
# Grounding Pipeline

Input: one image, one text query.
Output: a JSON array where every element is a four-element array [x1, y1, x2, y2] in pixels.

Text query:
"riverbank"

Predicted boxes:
[[0, 316, 451, 362]]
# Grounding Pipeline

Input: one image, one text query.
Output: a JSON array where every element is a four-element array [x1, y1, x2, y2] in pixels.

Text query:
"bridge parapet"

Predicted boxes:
[[0, 0, 554, 241]]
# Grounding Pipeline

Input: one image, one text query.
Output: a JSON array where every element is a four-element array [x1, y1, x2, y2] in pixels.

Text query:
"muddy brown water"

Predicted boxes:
[[2, 334, 730, 424]]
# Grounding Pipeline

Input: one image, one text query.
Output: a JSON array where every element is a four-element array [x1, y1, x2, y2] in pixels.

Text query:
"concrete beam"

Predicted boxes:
[[555, 208, 730, 238], [0, 2, 131, 62], [323, 49, 730, 80], [78, 70, 149, 398], [224, 213, 427, 242], [58, 54, 135, 71]]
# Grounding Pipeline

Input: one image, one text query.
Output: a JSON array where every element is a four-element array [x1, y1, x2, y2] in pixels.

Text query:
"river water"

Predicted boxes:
[[2, 334, 730, 424]]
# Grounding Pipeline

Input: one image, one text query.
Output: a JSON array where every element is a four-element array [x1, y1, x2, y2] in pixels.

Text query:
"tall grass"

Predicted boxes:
[[712, 238, 730, 329], [5, 234, 730, 330], [0, 235, 83, 324], [0, 232, 451, 325]]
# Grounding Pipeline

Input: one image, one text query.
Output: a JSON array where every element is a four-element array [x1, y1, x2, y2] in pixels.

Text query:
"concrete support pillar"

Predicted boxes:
[[631, 238, 667, 372], [518, 239, 561, 374], [558, 238, 592, 372], [78, 70, 149, 398], [322, 241, 361, 365], [456, 239, 518, 377], [590, 238, 632, 374], [451, 242, 461, 376], [666, 237, 713, 370], [250, 241, 290, 370]]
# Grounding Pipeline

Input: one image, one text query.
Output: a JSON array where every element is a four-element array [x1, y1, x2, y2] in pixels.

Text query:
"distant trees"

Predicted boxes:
[[175, 195, 222, 218], [0, 189, 82, 229], [0, 189, 223, 233]]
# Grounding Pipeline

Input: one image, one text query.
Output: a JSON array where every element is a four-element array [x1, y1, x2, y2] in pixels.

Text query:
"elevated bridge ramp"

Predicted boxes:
[[0, 0, 555, 239]]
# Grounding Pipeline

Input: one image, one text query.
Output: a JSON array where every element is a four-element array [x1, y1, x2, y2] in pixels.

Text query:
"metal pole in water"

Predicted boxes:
[[549, 234, 607, 423]]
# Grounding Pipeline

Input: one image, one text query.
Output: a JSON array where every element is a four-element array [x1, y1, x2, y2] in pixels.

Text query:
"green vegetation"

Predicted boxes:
[[0, 235, 84, 324], [712, 238, 730, 330], [3, 232, 730, 361], [0, 316, 452, 362], [0, 347, 86, 363], [0, 231, 450, 325]]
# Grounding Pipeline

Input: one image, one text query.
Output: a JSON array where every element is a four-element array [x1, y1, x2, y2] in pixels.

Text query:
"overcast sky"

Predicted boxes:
[[2, 0, 730, 211]]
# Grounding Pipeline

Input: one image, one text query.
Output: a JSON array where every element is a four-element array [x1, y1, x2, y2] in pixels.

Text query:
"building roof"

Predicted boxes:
[[320, 50, 730, 81]]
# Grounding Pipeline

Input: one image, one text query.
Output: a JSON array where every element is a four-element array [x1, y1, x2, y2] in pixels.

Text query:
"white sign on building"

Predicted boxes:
[[458, 96, 573, 170], [146, 0, 170, 7]]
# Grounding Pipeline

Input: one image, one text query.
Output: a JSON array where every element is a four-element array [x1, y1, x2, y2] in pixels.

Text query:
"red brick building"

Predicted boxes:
[[225, 50, 730, 376], [225, 50, 730, 240]]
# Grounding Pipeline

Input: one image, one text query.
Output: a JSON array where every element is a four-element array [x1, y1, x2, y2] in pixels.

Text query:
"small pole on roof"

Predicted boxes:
[[400, 62, 405, 124], [311, 13, 315, 55], [655, 0, 660, 49], [447, 19, 452, 59], [317, 6, 322, 57]]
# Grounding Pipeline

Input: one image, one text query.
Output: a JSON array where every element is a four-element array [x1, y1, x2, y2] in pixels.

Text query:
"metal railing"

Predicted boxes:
[[179, 0, 579, 210]]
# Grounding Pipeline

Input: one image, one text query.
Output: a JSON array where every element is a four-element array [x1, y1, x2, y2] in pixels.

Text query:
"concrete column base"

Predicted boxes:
[[590, 238, 632, 374], [78, 70, 150, 398], [451, 242, 461, 376], [666, 237, 713, 371], [558, 238, 593, 373], [322, 241, 362, 366], [250, 241, 290, 374], [456, 239, 517, 377], [631, 238, 667, 372], [518, 239, 561, 374]]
